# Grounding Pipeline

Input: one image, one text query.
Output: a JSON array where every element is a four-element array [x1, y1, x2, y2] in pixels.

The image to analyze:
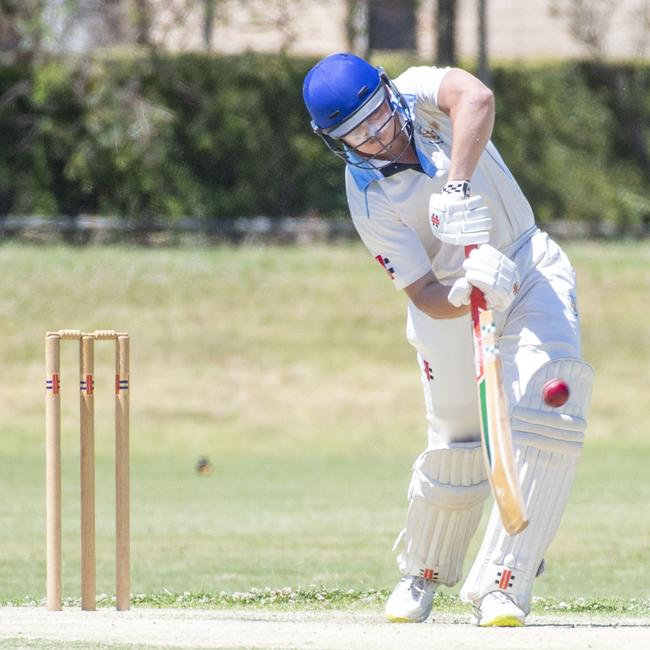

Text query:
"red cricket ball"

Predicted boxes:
[[542, 378, 570, 408]]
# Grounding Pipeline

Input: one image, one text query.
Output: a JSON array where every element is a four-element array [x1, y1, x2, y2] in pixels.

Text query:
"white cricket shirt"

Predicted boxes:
[[345, 66, 536, 290]]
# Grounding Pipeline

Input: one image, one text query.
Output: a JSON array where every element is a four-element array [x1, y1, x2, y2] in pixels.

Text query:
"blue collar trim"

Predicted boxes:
[[347, 165, 382, 191]]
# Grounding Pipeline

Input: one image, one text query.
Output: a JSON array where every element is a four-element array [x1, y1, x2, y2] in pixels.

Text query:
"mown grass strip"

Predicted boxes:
[[4, 589, 650, 616]]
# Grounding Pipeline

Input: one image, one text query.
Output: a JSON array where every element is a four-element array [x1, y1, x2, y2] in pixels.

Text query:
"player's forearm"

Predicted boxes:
[[405, 276, 470, 320], [447, 88, 495, 182]]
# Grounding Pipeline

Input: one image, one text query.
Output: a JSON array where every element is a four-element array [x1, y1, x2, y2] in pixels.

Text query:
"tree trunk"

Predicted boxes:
[[478, 0, 491, 85], [204, 0, 215, 51], [133, 0, 151, 46], [437, 0, 456, 65], [347, 0, 369, 58]]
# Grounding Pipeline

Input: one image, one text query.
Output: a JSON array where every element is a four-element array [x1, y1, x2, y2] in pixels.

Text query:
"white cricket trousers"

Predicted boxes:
[[406, 228, 582, 448]]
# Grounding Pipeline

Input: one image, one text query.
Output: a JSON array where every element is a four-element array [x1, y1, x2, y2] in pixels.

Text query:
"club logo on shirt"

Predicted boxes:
[[423, 359, 434, 382], [375, 254, 395, 280], [418, 124, 444, 145]]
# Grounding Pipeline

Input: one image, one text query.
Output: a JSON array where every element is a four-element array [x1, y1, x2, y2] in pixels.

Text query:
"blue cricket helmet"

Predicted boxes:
[[303, 53, 384, 136], [302, 52, 413, 169]]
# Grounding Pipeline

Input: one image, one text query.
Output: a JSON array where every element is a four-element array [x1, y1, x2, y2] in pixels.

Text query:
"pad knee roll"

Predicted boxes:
[[396, 442, 490, 586], [461, 358, 594, 612]]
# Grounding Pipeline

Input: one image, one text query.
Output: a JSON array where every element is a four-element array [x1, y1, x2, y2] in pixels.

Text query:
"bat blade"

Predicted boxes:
[[474, 307, 528, 535]]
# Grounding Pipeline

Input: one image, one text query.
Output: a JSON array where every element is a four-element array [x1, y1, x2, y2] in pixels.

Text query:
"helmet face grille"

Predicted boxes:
[[318, 77, 414, 171]]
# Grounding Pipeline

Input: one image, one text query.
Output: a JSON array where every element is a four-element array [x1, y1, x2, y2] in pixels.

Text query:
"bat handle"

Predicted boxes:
[[464, 244, 487, 325]]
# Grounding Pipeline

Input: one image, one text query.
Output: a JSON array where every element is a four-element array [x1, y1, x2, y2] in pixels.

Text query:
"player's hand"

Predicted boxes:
[[429, 192, 492, 246], [447, 244, 520, 311]]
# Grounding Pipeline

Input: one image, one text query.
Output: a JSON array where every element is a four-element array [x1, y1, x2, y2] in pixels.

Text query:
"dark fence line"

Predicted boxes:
[[0, 216, 356, 245], [0, 216, 647, 246]]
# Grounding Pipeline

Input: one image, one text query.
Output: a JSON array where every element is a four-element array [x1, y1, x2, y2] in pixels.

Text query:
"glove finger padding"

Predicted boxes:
[[429, 194, 493, 246], [462, 244, 520, 312], [447, 277, 472, 307]]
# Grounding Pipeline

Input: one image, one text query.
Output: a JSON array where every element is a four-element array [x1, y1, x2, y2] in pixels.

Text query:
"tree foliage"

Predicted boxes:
[[0, 53, 648, 229]]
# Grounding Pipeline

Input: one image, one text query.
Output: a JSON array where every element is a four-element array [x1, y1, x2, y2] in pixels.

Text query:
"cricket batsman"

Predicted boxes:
[[302, 53, 594, 626]]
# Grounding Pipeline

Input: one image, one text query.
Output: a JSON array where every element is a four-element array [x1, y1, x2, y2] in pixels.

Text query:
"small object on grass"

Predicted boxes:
[[195, 456, 213, 476]]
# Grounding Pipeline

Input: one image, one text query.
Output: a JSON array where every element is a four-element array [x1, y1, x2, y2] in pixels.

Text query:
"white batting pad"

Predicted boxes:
[[460, 358, 594, 613], [396, 442, 490, 586]]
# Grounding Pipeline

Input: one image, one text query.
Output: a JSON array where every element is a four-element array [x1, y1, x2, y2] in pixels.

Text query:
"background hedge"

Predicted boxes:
[[0, 53, 648, 230]]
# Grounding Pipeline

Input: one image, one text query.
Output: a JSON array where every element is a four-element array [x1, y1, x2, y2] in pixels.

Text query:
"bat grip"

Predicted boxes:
[[464, 244, 487, 325]]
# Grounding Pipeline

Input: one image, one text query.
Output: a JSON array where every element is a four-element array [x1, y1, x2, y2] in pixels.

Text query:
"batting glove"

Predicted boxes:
[[429, 181, 492, 246], [448, 244, 520, 312]]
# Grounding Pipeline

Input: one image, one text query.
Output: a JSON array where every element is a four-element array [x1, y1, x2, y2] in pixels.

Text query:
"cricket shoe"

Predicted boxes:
[[384, 575, 438, 623], [471, 591, 526, 627]]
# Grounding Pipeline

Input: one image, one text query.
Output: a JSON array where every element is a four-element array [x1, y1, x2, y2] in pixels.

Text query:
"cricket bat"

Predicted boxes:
[[465, 244, 528, 535]]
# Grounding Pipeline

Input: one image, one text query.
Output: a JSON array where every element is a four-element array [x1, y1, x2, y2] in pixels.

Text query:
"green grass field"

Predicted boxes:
[[0, 240, 648, 613]]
